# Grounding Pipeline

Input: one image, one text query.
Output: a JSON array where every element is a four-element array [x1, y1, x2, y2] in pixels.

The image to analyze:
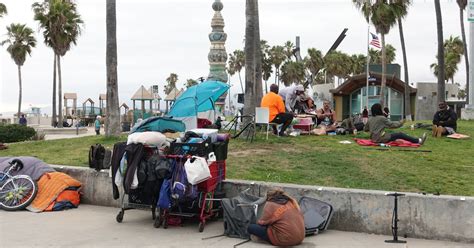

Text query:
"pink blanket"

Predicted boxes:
[[354, 138, 420, 148]]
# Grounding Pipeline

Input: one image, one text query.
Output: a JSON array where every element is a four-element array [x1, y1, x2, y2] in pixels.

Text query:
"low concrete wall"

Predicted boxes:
[[53, 166, 474, 243]]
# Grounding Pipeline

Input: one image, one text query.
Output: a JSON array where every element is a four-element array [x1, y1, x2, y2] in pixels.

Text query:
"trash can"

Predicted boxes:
[[122, 122, 130, 132]]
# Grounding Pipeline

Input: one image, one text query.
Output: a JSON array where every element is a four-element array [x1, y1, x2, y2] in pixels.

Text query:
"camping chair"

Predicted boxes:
[[255, 107, 279, 140]]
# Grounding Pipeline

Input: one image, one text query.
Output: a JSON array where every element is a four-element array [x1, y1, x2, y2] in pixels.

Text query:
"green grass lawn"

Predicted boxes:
[[1, 121, 473, 196]]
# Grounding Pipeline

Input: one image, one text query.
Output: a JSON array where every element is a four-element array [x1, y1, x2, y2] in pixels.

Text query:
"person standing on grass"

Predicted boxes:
[[19, 114, 27, 126], [362, 106, 369, 124], [432, 101, 457, 137], [261, 84, 294, 136], [364, 103, 427, 145], [247, 188, 305, 246], [95, 116, 101, 135]]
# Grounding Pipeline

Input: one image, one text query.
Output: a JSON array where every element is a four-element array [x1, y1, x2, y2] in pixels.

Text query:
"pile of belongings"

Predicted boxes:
[[0, 157, 81, 212]]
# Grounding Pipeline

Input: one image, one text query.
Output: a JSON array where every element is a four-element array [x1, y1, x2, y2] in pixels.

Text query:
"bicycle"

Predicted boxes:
[[0, 159, 38, 211]]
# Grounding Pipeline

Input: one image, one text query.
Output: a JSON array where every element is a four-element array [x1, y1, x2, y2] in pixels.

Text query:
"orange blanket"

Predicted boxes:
[[27, 172, 81, 213]]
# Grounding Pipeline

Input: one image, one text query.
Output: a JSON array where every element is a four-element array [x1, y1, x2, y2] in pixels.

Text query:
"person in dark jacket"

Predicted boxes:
[[19, 114, 27, 126], [364, 103, 427, 145], [432, 101, 457, 137], [247, 188, 305, 246]]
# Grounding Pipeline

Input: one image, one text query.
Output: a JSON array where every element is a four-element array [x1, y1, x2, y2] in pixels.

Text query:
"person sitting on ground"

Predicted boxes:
[[261, 84, 294, 136], [247, 188, 305, 246], [19, 114, 27, 126], [278, 84, 305, 113], [364, 103, 427, 145], [316, 100, 337, 132], [432, 101, 457, 137]]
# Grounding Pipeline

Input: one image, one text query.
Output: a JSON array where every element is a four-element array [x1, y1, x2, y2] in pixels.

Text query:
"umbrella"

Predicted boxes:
[[168, 80, 230, 118]]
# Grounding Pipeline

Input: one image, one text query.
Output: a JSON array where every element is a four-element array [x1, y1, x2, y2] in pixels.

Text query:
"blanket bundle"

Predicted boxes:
[[354, 138, 420, 148]]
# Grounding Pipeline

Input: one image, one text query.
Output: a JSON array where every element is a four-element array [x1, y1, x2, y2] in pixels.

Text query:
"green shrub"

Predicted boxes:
[[0, 124, 36, 143]]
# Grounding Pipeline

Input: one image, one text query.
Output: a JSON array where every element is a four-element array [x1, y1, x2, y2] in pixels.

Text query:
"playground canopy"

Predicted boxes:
[[168, 80, 229, 129]]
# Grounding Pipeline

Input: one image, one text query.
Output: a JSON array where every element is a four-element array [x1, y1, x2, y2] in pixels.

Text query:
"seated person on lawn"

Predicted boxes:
[[261, 84, 294, 136], [316, 100, 337, 132], [278, 84, 305, 113], [432, 101, 457, 137], [365, 103, 427, 145]]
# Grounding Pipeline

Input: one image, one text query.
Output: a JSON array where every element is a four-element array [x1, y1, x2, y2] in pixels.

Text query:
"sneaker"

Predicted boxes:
[[420, 132, 427, 145]]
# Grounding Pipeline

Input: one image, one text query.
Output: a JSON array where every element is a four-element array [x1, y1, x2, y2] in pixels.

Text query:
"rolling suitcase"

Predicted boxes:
[[299, 196, 334, 236]]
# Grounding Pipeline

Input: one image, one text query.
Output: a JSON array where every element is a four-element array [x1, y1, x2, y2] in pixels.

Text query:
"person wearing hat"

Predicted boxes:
[[278, 84, 305, 113], [432, 101, 457, 137], [95, 116, 101, 135]]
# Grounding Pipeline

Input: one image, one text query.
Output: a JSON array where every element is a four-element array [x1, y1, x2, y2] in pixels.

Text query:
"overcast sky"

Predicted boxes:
[[0, 0, 465, 114]]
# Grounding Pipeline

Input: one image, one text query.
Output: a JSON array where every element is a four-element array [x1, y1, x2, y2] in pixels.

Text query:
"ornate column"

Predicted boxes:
[[207, 0, 228, 83]]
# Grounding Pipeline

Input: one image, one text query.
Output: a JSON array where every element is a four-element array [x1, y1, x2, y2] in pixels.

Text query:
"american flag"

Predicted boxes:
[[369, 32, 381, 49]]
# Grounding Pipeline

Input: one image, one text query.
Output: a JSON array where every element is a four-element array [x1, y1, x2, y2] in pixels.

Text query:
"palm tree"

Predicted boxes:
[[227, 49, 245, 92], [0, 3, 7, 18], [1, 24, 37, 120], [280, 61, 305, 86], [435, 0, 445, 103], [186, 79, 198, 88], [353, 0, 409, 107], [164, 73, 178, 94], [283, 41, 294, 61], [260, 40, 272, 93], [397, 1, 412, 120], [350, 54, 367, 75], [304, 48, 324, 84], [105, 0, 120, 136], [324, 51, 352, 83], [457, 0, 469, 104], [369, 44, 396, 65], [33, 0, 83, 128], [243, 0, 262, 137], [269, 45, 285, 86]]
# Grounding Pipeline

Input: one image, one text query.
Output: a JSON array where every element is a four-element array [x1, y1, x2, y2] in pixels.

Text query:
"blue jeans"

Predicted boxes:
[[389, 132, 419, 143], [247, 224, 271, 243]]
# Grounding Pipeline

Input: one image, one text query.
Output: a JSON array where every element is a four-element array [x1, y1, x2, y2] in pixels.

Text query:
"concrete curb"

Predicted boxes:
[[52, 165, 474, 243]]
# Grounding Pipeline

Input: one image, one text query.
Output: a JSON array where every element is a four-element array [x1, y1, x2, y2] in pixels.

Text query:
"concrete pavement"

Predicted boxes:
[[1, 204, 471, 247]]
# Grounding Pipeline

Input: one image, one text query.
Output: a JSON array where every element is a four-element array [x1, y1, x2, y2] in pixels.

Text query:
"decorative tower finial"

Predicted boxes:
[[208, 0, 228, 82]]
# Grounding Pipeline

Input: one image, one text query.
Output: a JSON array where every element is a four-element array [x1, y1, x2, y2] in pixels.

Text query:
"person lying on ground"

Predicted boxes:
[[278, 84, 305, 113], [364, 103, 427, 145], [247, 188, 305, 246], [316, 100, 337, 132], [432, 101, 457, 138], [261, 84, 294, 136]]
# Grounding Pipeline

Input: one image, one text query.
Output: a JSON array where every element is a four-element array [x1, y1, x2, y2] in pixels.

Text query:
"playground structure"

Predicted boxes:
[[164, 88, 183, 114]]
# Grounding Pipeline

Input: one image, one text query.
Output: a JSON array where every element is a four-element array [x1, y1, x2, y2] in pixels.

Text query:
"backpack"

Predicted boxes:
[[89, 144, 111, 171], [171, 162, 198, 202]]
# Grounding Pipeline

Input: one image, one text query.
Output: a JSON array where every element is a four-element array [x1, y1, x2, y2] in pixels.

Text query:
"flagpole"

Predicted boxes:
[[366, 16, 370, 113]]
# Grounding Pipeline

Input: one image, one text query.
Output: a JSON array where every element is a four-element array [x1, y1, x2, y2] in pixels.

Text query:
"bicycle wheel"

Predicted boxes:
[[0, 175, 38, 211]]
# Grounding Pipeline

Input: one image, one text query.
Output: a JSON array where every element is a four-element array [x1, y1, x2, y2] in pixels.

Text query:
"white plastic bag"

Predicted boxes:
[[208, 152, 217, 162], [184, 156, 211, 185]]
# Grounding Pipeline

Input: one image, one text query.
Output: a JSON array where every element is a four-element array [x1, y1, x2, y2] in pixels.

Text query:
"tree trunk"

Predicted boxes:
[[242, 0, 259, 138], [106, 0, 121, 137], [399, 18, 411, 120], [57, 54, 63, 128], [52, 54, 57, 127], [435, 0, 445, 103], [380, 34, 386, 107], [460, 7, 469, 104], [253, 0, 263, 104], [17, 65, 22, 122]]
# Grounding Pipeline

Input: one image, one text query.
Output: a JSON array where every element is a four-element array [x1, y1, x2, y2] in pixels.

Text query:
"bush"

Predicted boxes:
[[0, 124, 37, 143]]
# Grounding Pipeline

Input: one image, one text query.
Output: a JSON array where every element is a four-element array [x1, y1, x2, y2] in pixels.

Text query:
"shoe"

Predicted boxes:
[[278, 132, 289, 137], [432, 125, 437, 137], [436, 126, 444, 138], [420, 132, 427, 145]]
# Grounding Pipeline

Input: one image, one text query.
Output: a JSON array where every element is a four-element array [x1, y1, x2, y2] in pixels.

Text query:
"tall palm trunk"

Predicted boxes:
[[17, 65, 22, 121], [398, 18, 411, 120], [254, 1, 263, 104], [435, 0, 445, 103], [57, 54, 63, 128], [238, 72, 244, 93], [460, 7, 469, 104], [106, 0, 121, 136], [51, 54, 57, 127], [242, 0, 259, 137], [380, 34, 387, 107]]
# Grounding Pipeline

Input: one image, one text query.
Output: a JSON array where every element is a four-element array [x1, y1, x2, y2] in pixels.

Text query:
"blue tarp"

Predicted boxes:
[[168, 80, 230, 118]]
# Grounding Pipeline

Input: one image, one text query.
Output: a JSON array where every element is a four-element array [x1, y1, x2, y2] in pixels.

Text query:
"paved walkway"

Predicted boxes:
[[43, 126, 98, 140], [1, 205, 470, 247]]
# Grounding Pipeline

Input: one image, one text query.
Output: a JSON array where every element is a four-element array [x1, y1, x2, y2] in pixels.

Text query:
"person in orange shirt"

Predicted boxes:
[[261, 84, 294, 136]]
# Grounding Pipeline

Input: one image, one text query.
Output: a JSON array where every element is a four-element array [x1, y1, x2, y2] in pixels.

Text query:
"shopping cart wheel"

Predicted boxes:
[[116, 210, 124, 223], [153, 215, 161, 228], [198, 222, 205, 232]]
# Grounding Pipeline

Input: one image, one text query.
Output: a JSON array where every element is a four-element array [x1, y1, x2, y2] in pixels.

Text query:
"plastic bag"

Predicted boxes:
[[184, 156, 211, 185]]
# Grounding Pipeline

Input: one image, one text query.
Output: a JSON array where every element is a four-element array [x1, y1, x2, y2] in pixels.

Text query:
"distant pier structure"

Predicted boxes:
[[207, 0, 228, 83]]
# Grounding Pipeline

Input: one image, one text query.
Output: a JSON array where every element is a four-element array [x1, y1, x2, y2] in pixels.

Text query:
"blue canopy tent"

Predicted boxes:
[[168, 80, 229, 130]]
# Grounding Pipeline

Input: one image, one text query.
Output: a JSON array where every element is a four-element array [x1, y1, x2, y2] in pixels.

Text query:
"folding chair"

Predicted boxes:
[[255, 107, 278, 140]]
